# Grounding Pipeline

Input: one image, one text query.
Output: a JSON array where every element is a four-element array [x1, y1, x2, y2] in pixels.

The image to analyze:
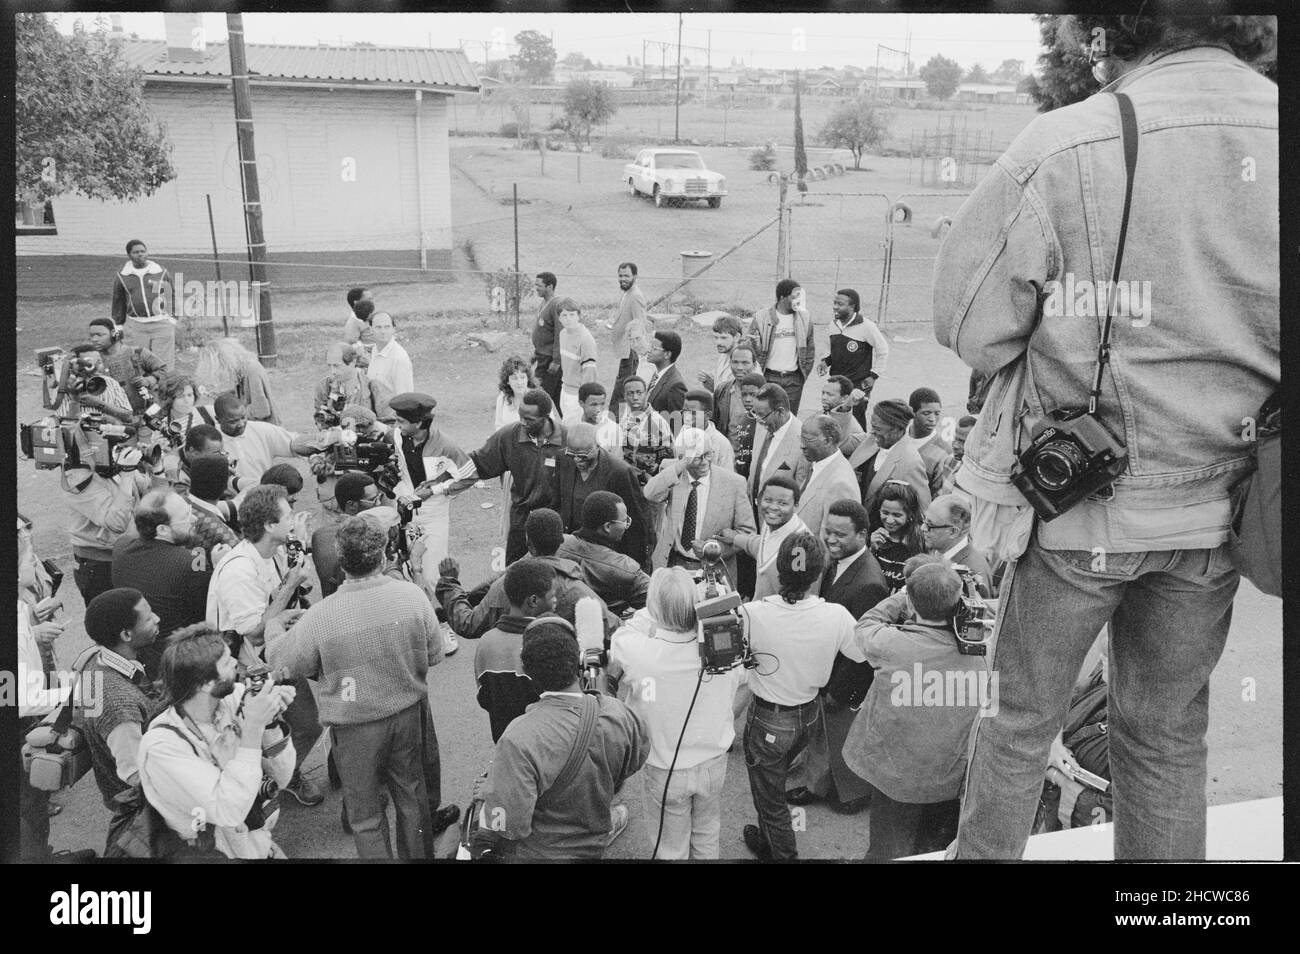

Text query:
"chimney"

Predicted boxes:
[[163, 12, 206, 63]]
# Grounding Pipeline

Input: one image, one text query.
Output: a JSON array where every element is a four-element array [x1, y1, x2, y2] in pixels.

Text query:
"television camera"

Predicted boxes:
[[692, 540, 753, 674], [20, 414, 161, 479], [329, 425, 401, 497], [314, 385, 348, 429], [284, 533, 314, 609], [950, 563, 996, 656]]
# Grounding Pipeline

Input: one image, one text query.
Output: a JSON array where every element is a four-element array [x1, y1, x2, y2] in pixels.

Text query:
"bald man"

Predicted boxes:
[[555, 422, 654, 571]]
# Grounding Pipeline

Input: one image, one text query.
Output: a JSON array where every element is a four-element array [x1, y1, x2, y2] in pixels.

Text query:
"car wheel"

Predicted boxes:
[[708, 197, 722, 209], [653, 186, 666, 208], [628, 178, 638, 196]]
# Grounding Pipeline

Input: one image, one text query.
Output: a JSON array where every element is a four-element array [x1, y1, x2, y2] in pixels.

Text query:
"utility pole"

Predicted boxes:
[[674, 12, 683, 142], [705, 30, 711, 104], [227, 12, 276, 366]]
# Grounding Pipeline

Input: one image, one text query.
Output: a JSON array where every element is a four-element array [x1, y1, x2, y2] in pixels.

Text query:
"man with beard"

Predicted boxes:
[[111, 490, 213, 677]]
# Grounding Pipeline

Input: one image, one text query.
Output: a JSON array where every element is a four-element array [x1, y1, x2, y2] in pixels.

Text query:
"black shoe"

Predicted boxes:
[[743, 824, 773, 861], [829, 795, 872, 815], [50, 848, 97, 862], [784, 787, 818, 806], [431, 804, 461, 835]]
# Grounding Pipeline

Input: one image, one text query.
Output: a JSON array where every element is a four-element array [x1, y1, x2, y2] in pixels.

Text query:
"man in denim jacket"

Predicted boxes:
[[933, 15, 1277, 859]]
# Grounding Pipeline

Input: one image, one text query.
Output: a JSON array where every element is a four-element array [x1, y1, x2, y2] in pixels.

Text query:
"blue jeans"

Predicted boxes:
[[956, 535, 1239, 860], [642, 752, 728, 860], [744, 698, 820, 860]]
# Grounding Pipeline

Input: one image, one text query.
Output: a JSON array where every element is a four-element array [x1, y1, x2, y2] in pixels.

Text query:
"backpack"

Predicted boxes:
[[103, 723, 226, 860]]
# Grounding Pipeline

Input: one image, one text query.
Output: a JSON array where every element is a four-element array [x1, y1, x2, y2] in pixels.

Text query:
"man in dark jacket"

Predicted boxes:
[[111, 239, 176, 368], [556, 492, 651, 616], [474, 560, 557, 742], [555, 423, 654, 570]]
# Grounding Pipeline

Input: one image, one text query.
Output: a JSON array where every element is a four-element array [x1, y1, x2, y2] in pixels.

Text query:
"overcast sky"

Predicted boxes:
[[55, 12, 1043, 75]]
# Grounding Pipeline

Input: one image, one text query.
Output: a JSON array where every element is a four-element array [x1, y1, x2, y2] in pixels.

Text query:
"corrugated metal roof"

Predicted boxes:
[[111, 37, 480, 91]]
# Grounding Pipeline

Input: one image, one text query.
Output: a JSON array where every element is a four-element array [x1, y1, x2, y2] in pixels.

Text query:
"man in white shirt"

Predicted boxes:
[[578, 382, 621, 454], [367, 312, 414, 398], [681, 388, 735, 472], [738, 529, 864, 861], [754, 279, 816, 415], [213, 392, 335, 503]]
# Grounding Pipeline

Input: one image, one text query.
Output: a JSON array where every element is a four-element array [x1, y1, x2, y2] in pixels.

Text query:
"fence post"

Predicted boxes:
[[513, 182, 521, 330], [776, 176, 789, 280]]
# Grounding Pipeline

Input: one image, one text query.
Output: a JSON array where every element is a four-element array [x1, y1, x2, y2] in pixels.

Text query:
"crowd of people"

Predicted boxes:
[[18, 14, 1278, 864]]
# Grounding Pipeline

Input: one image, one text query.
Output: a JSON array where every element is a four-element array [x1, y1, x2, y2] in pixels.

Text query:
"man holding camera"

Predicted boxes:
[[739, 531, 864, 861], [933, 14, 1279, 860], [87, 317, 167, 416], [267, 516, 457, 859], [54, 343, 134, 425], [214, 392, 337, 505], [138, 627, 296, 859], [205, 484, 324, 808]]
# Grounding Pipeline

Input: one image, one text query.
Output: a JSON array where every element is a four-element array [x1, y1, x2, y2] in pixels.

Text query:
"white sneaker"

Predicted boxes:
[[606, 804, 629, 848], [442, 628, 459, 657]]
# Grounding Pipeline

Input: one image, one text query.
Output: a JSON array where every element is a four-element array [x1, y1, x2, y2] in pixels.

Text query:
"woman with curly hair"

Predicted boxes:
[[194, 337, 279, 425], [490, 356, 539, 535], [866, 479, 926, 593], [158, 373, 216, 438]]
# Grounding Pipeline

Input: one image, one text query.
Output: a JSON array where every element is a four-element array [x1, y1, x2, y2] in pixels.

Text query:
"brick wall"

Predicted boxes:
[[18, 81, 456, 299]]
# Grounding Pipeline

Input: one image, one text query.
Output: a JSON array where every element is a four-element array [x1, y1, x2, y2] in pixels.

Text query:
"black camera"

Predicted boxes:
[[331, 435, 400, 496], [314, 387, 347, 429], [1011, 408, 1128, 521], [393, 497, 424, 567], [285, 534, 313, 608], [950, 564, 996, 656], [693, 541, 752, 673], [71, 372, 110, 397]]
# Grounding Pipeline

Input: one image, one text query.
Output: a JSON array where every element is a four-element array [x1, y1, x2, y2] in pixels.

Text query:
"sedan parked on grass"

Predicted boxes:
[[624, 149, 727, 208]]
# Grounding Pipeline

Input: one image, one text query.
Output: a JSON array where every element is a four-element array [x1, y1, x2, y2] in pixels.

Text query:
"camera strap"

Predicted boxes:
[[1088, 91, 1139, 417], [548, 693, 600, 798]]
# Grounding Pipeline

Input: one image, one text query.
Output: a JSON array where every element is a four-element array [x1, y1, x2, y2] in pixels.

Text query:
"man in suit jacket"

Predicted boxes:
[[906, 387, 954, 500], [645, 330, 688, 418], [921, 494, 993, 597], [746, 383, 804, 508], [555, 422, 654, 570], [850, 399, 932, 512], [644, 427, 755, 583], [787, 499, 890, 812], [791, 415, 861, 539]]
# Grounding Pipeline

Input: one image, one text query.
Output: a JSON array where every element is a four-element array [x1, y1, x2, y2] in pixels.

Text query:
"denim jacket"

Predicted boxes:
[[934, 48, 1278, 552]]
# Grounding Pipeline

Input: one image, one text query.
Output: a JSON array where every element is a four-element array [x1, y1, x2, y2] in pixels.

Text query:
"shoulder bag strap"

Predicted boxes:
[[50, 645, 104, 733], [151, 721, 204, 761], [197, 405, 216, 426], [1087, 91, 1140, 417], [547, 693, 600, 796]]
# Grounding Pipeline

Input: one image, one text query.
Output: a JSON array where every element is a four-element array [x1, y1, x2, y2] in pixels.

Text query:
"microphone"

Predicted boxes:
[[574, 596, 605, 654]]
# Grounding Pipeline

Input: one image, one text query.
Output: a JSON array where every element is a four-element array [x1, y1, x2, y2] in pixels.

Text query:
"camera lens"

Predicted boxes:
[[1032, 441, 1086, 491]]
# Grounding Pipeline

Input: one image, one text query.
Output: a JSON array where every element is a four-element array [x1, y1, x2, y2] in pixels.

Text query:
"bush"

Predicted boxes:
[[500, 121, 521, 138], [749, 141, 777, 171], [598, 137, 637, 160]]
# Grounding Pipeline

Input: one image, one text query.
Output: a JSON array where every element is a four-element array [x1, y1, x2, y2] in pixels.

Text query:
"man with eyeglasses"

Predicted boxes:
[[555, 422, 654, 571], [921, 494, 992, 597], [746, 384, 802, 508], [311, 471, 386, 598], [557, 491, 651, 615]]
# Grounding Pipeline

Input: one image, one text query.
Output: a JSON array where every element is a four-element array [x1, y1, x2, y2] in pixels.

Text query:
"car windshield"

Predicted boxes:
[[655, 154, 704, 170]]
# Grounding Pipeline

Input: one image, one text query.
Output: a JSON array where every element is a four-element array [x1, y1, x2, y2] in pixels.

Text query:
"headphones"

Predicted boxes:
[[523, 615, 576, 637]]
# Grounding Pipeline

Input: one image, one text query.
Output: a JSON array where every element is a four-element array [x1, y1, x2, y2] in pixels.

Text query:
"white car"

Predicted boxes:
[[624, 149, 727, 208]]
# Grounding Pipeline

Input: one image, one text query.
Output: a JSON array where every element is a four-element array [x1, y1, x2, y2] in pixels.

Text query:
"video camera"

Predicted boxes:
[[950, 564, 996, 656], [314, 385, 347, 429], [331, 429, 401, 497], [692, 540, 753, 673], [20, 414, 161, 479]]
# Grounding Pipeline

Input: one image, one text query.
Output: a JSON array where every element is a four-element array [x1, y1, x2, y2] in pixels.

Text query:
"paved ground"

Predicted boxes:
[[31, 304, 1281, 860]]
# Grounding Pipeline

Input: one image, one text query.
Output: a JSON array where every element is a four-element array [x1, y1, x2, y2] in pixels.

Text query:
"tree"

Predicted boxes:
[[561, 51, 594, 70], [991, 58, 1025, 84], [1027, 14, 1097, 112], [919, 54, 962, 101], [964, 63, 991, 84], [512, 29, 556, 84], [818, 97, 891, 169], [15, 13, 175, 212], [793, 72, 808, 192], [560, 78, 616, 148]]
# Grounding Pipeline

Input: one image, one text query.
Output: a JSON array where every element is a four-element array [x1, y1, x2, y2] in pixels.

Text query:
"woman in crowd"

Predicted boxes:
[[194, 337, 280, 425], [868, 479, 927, 593], [493, 356, 539, 537], [159, 373, 217, 438]]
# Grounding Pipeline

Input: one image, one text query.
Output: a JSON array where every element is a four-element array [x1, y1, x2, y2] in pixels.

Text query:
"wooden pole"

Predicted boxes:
[[776, 176, 789, 280], [205, 194, 229, 338], [674, 12, 683, 143], [513, 183, 521, 329], [228, 13, 276, 366]]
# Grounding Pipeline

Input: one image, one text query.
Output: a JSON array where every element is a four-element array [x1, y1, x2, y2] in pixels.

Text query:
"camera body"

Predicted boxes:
[[1011, 408, 1127, 521], [950, 564, 996, 656], [692, 541, 752, 673], [314, 386, 347, 429], [284, 534, 313, 607], [331, 433, 401, 496], [20, 415, 157, 478]]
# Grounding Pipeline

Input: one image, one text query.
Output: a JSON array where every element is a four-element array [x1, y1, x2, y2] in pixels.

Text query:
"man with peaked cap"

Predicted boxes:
[[387, 392, 476, 656]]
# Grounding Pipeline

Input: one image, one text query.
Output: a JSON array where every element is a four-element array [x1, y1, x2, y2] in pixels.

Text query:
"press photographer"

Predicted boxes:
[[934, 12, 1279, 860], [87, 317, 168, 416], [309, 403, 399, 513], [137, 626, 297, 859], [52, 343, 134, 425]]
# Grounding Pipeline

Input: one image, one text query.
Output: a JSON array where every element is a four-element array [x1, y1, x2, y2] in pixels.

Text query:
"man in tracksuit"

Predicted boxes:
[[111, 239, 176, 369], [817, 288, 889, 431]]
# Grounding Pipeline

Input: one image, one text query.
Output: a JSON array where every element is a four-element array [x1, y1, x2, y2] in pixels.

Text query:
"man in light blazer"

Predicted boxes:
[[746, 383, 804, 508], [849, 399, 932, 511], [791, 415, 860, 538], [644, 427, 755, 583]]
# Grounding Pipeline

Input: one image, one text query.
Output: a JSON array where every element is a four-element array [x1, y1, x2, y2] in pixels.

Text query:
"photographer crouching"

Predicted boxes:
[[137, 626, 296, 859]]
